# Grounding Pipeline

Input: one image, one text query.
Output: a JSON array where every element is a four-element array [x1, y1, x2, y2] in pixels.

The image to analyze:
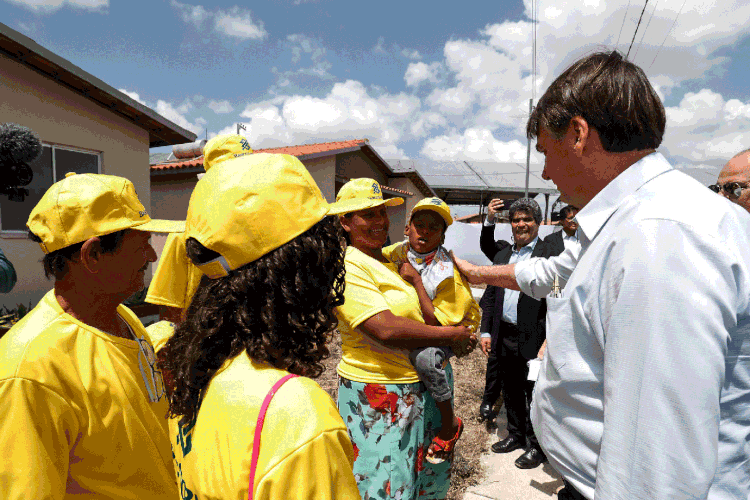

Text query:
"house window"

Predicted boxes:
[[0, 144, 101, 233]]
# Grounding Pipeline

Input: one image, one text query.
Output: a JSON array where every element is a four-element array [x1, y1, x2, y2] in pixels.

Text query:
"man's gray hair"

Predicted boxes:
[[509, 198, 542, 225]]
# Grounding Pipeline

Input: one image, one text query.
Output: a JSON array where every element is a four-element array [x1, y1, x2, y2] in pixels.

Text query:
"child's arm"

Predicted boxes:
[[398, 261, 440, 326]]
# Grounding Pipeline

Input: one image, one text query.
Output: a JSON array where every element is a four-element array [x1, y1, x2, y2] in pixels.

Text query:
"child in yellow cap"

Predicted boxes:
[[382, 197, 481, 464]]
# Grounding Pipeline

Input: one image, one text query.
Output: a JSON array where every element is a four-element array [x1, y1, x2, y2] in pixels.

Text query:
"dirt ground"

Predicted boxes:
[[319, 331, 494, 500]]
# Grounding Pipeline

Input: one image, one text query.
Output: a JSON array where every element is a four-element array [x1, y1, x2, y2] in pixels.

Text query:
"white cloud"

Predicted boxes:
[[214, 6, 267, 40], [404, 62, 441, 87], [237, 80, 418, 156], [170, 1, 267, 40], [421, 128, 531, 162], [170, 0, 208, 26], [155, 100, 205, 135], [6, 0, 107, 12], [208, 99, 234, 114], [662, 89, 750, 166], [390, 0, 750, 170], [118, 88, 146, 106]]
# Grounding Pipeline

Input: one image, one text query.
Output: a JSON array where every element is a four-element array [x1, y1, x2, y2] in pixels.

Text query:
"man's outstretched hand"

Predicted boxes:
[[450, 251, 484, 285]]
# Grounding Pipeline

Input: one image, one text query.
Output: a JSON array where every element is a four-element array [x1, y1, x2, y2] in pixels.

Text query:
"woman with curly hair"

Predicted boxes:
[[157, 152, 359, 500], [331, 178, 477, 500]]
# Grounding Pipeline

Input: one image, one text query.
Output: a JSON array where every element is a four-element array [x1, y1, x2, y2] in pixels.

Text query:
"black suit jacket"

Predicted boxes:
[[480, 223, 512, 262], [543, 230, 565, 256], [479, 237, 555, 360]]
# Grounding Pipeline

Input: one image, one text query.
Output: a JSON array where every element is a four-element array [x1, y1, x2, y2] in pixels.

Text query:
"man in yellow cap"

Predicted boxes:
[[382, 197, 480, 463], [0, 172, 184, 499]]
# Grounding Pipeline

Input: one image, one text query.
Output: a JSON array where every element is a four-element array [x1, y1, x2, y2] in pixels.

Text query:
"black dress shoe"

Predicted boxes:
[[491, 435, 524, 454], [478, 403, 493, 421], [514, 448, 547, 469]]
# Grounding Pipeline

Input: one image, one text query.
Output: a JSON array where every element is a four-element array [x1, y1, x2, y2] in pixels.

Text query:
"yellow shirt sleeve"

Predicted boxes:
[[146, 232, 203, 309], [0, 378, 77, 500], [433, 268, 481, 331]]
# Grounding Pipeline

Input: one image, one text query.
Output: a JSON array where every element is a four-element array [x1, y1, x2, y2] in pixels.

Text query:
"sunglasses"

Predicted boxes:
[[134, 336, 165, 403], [708, 182, 748, 199]]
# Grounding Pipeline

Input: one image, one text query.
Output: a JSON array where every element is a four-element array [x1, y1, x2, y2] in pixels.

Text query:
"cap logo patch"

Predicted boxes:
[[240, 138, 251, 151], [139, 210, 147, 217], [430, 198, 442, 205], [372, 182, 380, 195]]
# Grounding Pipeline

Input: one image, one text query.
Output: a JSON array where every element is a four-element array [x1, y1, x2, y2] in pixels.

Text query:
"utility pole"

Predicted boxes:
[[237, 123, 246, 135], [524, 98, 532, 198]]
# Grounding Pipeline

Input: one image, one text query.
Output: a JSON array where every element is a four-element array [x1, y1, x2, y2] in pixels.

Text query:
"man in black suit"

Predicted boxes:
[[480, 198, 511, 262], [478, 198, 510, 424], [479, 198, 556, 469], [543, 204, 579, 256]]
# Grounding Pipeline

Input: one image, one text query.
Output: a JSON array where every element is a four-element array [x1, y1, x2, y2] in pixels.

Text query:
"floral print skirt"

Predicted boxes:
[[337, 364, 453, 500]]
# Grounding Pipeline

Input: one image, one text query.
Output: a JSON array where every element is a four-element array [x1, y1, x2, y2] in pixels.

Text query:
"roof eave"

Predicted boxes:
[[0, 22, 196, 147]]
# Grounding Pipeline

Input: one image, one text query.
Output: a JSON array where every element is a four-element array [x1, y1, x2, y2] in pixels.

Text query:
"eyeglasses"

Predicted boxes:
[[135, 336, 165, 403], [708, 182, 748, 199]]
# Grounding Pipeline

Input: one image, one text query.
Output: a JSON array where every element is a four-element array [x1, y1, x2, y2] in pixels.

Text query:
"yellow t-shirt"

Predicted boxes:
[[169, 352, 359, 500], [335, 246, 424, 383], [382, 242, 481, 331], [146, 232, 203, 309], [0, 290, 175, 500]]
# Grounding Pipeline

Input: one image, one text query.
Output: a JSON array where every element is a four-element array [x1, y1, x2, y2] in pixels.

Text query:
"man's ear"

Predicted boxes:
[[570, 116, 590, 156], [338, 215, 352, 234], [404, 224, 409, 237], [79, 237, 103, 274]]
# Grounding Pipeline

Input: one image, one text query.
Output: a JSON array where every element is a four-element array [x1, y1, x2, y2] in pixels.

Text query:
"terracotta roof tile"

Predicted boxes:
[[151, 139, 368, 171]]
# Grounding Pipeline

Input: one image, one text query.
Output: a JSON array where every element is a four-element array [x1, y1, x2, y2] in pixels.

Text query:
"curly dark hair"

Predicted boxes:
[[158, 216, 346, 426]]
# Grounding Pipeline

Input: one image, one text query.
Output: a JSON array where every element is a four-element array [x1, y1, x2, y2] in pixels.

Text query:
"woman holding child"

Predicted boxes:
[[333, 178, 479, 499]]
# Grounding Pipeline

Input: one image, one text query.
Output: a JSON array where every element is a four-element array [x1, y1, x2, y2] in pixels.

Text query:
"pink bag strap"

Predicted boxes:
[[248, 373, 299, 500]]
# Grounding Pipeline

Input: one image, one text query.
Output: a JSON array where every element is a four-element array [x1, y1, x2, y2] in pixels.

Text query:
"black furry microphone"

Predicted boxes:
[[0, 123, 42, 201]]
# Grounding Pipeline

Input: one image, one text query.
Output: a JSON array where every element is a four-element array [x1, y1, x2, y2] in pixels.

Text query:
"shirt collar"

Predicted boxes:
[[575, 152, 672, 244], [513, 235, 539, 253]]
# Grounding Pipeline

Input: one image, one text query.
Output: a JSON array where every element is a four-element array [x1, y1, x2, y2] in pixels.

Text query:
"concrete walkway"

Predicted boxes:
[[463, 408, 564, 500]]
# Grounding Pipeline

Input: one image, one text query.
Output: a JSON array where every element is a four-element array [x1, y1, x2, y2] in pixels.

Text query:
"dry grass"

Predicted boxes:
[[319, 331, 493, 500]]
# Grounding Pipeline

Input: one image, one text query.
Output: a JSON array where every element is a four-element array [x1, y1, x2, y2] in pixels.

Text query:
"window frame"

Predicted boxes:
[[1, 142, 102, 237]]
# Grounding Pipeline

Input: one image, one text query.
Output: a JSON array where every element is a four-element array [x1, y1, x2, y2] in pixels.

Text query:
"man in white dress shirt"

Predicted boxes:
[[458, 51, 750, 500]]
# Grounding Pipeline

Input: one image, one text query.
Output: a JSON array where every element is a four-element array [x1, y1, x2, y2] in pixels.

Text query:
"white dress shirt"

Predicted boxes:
[[562, 230, 580, 252], [531, 152, 750, 500], [515, 242, 580, 299], [500, 236, 538, 325]]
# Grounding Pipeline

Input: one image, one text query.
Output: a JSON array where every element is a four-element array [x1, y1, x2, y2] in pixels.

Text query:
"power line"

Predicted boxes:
[[531, 0, 539, 100], [615, 0, 633, 49], [650, 0, 689, 69], [626, 0, 650, 59], [632, 0, 660, 61]]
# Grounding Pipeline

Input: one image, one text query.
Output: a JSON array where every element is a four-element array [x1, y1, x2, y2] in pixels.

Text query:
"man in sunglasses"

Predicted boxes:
[[710, 149, 750, 212], [0, 173, 184, 499]]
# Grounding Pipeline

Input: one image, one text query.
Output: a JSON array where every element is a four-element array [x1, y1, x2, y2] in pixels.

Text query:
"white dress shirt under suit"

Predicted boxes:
[[530, 152, 750, 499]]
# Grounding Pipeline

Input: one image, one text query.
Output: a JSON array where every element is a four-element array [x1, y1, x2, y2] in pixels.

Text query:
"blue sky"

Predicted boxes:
[[5, 0, 750, 183]]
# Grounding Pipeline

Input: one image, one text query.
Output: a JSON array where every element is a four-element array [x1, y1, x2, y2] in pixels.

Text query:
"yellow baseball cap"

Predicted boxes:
[[411, 197, 453, 226], [329, 178, 403, 215], [186, 153, 336, 279], [27, 172, 185, 254], [203, 134, 253, 171], [145, 232, 203, 309]]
